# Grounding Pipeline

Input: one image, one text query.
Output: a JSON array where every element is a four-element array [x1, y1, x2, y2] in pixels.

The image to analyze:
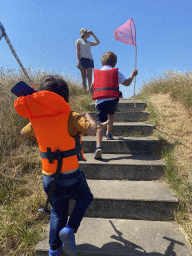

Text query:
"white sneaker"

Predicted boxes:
[[94, 147, 102, 159]]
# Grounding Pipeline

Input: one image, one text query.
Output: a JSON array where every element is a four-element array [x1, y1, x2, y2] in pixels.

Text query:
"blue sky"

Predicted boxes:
[[1, 0, 192, 98]]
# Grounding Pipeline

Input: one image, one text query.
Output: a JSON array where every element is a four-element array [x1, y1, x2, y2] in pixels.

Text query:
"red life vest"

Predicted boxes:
[[92, 68, 120, 100], [14, 91, 86, 174]]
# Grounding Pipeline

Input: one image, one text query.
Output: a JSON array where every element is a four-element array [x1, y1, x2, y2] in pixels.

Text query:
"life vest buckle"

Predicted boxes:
[[55, 149, 62, 161], [46, 147, 54, 163]]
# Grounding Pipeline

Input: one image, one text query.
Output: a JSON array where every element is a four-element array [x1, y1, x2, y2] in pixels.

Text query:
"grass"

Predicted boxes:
[[138, 69, 192, 115], [133, 69, 192, 245], [133, 94, 160, 126], [0, 67, 192, 254]]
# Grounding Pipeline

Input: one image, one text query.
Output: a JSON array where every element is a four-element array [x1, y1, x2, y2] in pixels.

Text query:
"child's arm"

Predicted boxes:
[[89, 31, 100, 46], [69, 112, 109, 136], [122, 69, 138, 87], [84, 113, 108, 135], [21, 123, 37, 141]]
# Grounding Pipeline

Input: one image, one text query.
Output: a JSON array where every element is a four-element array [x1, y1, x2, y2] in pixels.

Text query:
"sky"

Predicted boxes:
[[1, 0, 192, 98]]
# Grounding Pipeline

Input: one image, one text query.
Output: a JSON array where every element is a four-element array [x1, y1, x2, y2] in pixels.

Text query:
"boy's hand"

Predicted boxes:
[[131, 69, 138, 78], [95, 120, 109, 129], [83, 113, 109, 129]]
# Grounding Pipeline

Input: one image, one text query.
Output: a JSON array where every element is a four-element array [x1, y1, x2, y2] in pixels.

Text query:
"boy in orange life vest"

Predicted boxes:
[[17, 76, 108, 256], [90, 51, 138, 159]]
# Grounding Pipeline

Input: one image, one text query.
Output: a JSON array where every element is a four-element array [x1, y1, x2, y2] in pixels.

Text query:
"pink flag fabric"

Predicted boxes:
[[114, 18, 136, 46]]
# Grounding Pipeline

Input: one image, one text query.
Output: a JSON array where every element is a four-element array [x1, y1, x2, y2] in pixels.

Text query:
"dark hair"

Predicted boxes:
[[101, 51, 117, 68], [38, 76, 69, 103]]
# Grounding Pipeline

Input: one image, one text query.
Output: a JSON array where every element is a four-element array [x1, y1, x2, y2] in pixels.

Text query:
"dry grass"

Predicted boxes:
[[135, 70, 192, 246], [150, 94, 192, 182], [0, 67, 92, 255], [149, 94, 192, 244], [140, 69, 192, 115]]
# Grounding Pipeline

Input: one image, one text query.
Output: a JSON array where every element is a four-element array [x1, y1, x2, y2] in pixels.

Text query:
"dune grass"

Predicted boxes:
[[134, 69, 192, 245], [138, 69, 192, 114]]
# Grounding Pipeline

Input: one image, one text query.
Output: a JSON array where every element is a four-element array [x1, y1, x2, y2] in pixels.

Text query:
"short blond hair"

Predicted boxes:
[[101, 51, 117, 67]]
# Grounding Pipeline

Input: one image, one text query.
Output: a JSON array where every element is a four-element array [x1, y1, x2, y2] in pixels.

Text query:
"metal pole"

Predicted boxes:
[[4, 33, 36, 90], [134, 45, 137, 108]]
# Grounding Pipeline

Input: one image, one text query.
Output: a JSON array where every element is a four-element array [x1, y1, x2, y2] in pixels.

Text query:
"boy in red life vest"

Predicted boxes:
[[90, 51, 138, 159], [16, 76, 108, 256]]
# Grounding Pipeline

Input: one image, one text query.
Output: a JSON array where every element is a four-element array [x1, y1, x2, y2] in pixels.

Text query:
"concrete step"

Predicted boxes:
[[35, 218, 192, 256], [96, 122, 154, 136], [69, 180, 178, 221], [90, 100, 147, 112], [88, 111, 150, 122], [79, 153, 166, 181], [82, 136, 160, 155]]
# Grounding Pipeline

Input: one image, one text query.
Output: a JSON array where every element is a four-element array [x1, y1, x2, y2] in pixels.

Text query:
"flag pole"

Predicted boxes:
[[0, 22, 36, 90], [134, 45, 137, 108], [3, 33, 36, 90]]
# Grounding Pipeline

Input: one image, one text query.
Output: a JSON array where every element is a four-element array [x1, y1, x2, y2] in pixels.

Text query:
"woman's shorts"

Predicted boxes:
[[96, 98, 119, 123], [80, 58, 94, 69]]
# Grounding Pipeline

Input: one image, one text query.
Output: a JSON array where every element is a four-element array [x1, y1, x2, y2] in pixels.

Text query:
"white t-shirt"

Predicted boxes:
[[76, 39, 93, 60], [94, 65, 126, 106]]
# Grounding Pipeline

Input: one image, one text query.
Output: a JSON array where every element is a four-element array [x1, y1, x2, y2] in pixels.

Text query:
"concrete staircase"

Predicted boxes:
[[35, 99, 192, 255]]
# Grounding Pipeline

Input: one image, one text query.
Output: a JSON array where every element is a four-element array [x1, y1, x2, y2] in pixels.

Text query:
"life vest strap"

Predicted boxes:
[[93, 87, 119, 92], [38, 135, 86, 214], [42, 156, 63, 213], [40, 135, 86, 163], [40, 148, 77, 163], [73, 135, 86, 161]]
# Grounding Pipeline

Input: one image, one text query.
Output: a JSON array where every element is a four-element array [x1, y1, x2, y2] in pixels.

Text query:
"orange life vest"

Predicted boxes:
[[14, 91, 86, 174], [92, 68, 120, 100]]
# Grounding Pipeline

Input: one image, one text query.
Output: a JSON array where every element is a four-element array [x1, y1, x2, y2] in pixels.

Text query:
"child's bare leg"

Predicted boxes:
[[107, 114, 114, 134], [87, 67, 93, 91], [96, 127, 104, 148], [80, 68, 87, 90]]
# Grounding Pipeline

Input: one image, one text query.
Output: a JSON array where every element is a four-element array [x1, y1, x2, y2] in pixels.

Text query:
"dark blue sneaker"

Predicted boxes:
[[59, 225, 77, 256], [49, 247, 62, 256], [106, 133, 114, 140]]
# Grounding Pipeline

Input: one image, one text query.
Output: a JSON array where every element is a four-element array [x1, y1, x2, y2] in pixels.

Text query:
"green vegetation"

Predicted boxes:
[[157, 134, 192, 226], [134, 69, 192, 245], [138, 69, 192, 114]]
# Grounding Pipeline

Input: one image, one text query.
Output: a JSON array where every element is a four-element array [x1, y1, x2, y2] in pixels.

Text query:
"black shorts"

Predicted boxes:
[[80, 58, 94, 69], [96, 98, 119, 123]]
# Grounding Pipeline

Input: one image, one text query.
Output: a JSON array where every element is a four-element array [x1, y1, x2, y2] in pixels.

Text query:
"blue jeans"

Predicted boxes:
[[43, 169, 93, 250]]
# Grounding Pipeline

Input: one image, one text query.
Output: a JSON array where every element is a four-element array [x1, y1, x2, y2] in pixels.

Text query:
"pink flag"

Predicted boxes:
[[114, 18, 136, 46]]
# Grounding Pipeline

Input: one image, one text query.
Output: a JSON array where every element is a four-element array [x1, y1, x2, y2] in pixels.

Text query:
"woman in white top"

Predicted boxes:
[[76, 28, 100, 91]]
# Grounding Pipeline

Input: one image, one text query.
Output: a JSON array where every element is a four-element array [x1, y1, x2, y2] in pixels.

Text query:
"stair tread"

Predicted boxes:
[[81, 153, 166, 166], [82, 136, 158, 141], [111, 122, 154, 126], [35, 218, 192, 256], [86, 179, 178, 202], [88, 111, 151, 114]]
